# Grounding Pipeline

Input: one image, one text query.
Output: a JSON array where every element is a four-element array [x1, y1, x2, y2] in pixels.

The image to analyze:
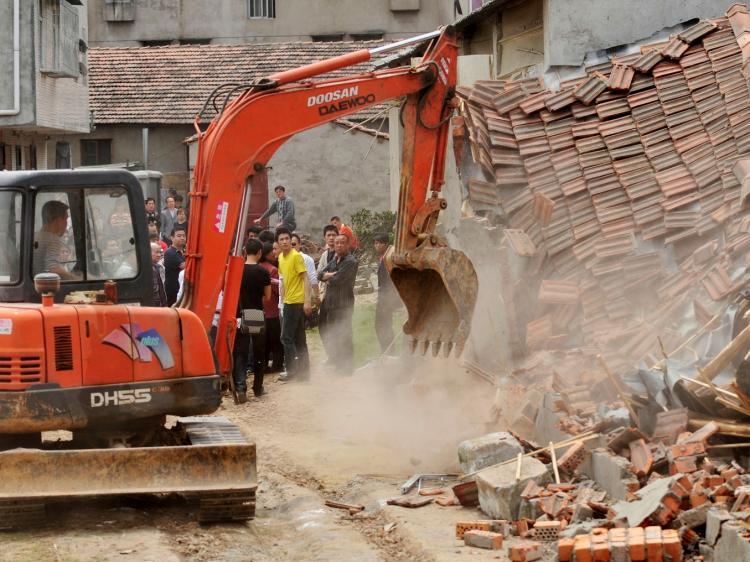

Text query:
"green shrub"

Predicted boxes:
[[350, 208, 397, 259]]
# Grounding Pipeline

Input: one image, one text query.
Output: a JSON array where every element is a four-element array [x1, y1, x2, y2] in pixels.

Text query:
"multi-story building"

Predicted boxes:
[[87, 0, 457, 47], [0, 0, 90, 170]]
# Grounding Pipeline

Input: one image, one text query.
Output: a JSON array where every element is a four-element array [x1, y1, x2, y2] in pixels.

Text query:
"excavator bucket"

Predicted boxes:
[[390, 239, 478, 358]]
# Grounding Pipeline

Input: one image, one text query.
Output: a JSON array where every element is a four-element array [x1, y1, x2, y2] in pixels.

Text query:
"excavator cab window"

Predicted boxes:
[[0, 191, 22, 284], [32, 187, 139, 282]]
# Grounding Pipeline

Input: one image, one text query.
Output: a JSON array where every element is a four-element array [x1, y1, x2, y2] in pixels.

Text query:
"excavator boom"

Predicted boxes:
[[181, 26, 478, 374]]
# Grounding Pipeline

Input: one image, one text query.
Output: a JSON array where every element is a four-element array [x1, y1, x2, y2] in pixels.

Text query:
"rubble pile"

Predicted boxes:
[[456, 4, 750, 376]]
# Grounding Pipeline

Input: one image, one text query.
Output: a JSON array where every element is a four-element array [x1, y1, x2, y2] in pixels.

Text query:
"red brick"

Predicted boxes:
[[558, 537, 575, 562], [669, 442, 705, 458], [575, 536, 593, 562], [463, 529, 503, 550], [509, 541, 542, 561], [629, 532, 646, 561], [593, 540, 611, 561], [455, 521, 491, 539]]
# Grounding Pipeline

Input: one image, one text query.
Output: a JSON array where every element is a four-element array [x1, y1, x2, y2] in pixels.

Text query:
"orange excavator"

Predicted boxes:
[[0, 26, 476, 527]]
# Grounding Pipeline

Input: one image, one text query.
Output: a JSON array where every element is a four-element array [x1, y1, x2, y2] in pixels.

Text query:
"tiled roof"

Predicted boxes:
[[460, 3, 750, 374], [88, 40, 394, 124]]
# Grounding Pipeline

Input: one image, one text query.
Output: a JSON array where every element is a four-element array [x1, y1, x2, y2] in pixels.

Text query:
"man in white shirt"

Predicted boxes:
[[34, 200, 80, 280]]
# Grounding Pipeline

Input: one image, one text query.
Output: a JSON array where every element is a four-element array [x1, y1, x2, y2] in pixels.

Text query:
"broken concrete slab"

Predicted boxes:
[[458, 432, 523, 474], [534, 393, 571, 446], [475, 456, 550, 520], [706, 508, 733, 546], [610, 475, 678, 527], [714, 520, 750, 561], [579, 448, 639, 501]]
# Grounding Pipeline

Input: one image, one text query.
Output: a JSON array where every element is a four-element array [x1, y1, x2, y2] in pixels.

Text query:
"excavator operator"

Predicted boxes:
[[33, 200, 80, 281]]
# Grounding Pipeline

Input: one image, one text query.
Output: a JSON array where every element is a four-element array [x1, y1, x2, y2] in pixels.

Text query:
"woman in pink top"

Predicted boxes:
[[260, 242, 283, 373]]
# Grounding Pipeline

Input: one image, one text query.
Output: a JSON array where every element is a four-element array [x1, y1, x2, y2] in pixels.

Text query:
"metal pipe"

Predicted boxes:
[[269, 29, 444, 87], [0, 0, 21, 116], [369, 29, 442, 55], [142, 127, 149, 169]]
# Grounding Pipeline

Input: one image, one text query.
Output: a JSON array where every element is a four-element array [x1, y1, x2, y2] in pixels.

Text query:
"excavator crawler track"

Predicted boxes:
[[0, 498, 46, 530], [0, 417, 256, 529], [197, 489, 256, 523]]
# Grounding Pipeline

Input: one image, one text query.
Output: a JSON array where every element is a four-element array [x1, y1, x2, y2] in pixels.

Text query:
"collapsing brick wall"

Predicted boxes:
[[458, 4, 750, 375]]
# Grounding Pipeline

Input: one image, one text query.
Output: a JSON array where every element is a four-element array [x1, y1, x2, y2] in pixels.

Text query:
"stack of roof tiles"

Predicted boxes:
[[459, 4, 750, 373]]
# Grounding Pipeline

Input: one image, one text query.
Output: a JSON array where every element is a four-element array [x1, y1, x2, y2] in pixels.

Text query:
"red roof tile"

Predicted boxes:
[[89, 39, 392, 124]]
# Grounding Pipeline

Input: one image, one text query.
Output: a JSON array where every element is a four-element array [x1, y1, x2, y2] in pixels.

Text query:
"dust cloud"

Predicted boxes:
[[314, 354, 499, 475]]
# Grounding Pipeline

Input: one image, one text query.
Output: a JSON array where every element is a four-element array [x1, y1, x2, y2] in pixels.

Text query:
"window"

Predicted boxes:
[[85, 189, 138, 281], [247, 0, 275, 18], [27, 145, 37, 171], [14, 146, 22, 170], [104, 0, 135, 22], [40, 0, 80, 78], [312, 34, 345, 42], [0, 144, 5, 171], [0, 192, 22, 284], [350, 33, 384, 41], [32, 188, 138, 282], [80, 140, 112, 166], [55, 142, 71, 169], [140, 40, 175, 47]]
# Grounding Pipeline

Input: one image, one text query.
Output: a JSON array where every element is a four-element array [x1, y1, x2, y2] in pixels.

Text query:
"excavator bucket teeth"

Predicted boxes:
[[390, 245, 477, 358]]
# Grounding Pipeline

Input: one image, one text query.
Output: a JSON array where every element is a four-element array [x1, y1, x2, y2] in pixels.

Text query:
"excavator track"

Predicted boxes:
[[179, 416, 257, 522], [0, 417, 256, 529], [0, 499, 46, 530]]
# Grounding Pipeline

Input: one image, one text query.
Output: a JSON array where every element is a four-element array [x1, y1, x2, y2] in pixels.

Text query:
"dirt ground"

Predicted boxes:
[[0, 329, 539, 562]]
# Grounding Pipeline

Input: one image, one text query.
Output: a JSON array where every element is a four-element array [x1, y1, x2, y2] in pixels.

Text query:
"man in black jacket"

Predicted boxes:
[[318, 234, 358, 373], [163, 225, 186, 306]]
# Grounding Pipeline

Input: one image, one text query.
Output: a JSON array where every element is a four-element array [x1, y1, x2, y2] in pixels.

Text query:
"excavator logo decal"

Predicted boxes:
[[308, 86, 376, 116], [103, 323, 175, 369]]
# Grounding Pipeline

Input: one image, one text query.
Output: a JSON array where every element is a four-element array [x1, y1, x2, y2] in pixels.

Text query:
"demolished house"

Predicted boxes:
[[440, 2, 750, 560]]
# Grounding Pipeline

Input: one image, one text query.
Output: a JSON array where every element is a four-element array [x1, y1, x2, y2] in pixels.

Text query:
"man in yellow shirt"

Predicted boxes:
[[276, 228, 312, 381]]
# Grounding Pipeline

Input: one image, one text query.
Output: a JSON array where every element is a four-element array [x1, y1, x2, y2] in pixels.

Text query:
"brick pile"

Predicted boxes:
[[457, 4, 750, 377]]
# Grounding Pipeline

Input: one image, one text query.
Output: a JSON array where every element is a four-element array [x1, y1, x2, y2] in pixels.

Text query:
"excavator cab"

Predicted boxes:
[[0, 170, 152, 306]]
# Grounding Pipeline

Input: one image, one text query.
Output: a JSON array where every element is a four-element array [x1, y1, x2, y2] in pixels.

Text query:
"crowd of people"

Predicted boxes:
[[145, 184, 400, 404]]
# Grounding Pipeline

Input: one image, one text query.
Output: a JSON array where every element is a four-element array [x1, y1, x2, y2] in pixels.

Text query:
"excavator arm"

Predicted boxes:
[[180, 26, 477, 378]]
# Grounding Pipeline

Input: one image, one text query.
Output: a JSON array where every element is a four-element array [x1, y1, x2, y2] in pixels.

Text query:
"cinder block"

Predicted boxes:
[[455, 520, 491, 539], [533, 519, 561, 541]]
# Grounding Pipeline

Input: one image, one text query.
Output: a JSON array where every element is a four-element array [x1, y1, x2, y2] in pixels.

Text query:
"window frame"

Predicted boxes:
[[247, 0, 276, 19], [0, 190, 24, 286], [80, 139, 112, 166], [31, 186, 139, 283]]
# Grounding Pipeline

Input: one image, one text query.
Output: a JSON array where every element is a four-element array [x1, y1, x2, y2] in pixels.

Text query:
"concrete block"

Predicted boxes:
[[580, 448, 638, 501], [714, 521, 750, 561], [706, 508, 733, 546], [476, 456, 550, 520], [534, 392, 571, 445], [457, 431, 523, 474]]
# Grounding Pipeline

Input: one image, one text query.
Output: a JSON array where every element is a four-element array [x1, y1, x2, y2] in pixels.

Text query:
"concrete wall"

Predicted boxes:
[[0, 0, 89, 132], [47, 124, 192, 188], [0, 0, 37, 126], [35, 1, 90, 133], [544, 0, 734, 68], [266, 123, 390, 235], [51, 122, 389, 236], [459, 0, 543, 79], [88, 0, 455, 46]]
